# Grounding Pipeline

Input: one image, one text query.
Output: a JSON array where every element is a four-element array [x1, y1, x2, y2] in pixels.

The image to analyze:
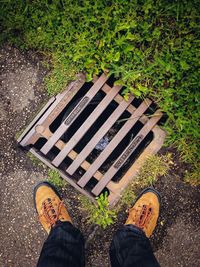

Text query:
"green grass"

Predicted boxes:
[[118, 154, 171, 208], [80, 192, 117, 229], [1, 0, 199, 181], [137, 154, 172, 186], [27, 152, 45, 167], [184, 167, 200, 186], [47, 169, 67, 189]]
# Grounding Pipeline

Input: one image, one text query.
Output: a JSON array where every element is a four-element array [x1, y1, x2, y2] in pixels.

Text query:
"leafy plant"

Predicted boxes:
[[80, 192, 117, 229], [0, 0, 199, 182], [47, 169, 67, 189]]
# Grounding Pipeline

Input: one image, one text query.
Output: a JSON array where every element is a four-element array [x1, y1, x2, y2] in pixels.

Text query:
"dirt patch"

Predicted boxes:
[[0, 45, 199, 267], [153, 151, 200, 267]]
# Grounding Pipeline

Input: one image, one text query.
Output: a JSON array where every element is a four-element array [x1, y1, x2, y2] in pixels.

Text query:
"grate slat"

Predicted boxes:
[[51, 85, 122, 167], [40, 73, 108, 155], [66, 95, 134, 175], [77, 99, 152, 188], [91, 110, 162, 196], [40, 129, 108, 186]]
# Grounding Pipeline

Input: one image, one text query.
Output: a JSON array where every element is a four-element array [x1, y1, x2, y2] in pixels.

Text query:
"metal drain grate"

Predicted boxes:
[[18, 73, 166, 206]]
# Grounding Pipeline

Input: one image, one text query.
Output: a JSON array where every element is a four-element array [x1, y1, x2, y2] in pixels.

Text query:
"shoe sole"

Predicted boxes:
[[134, 187, 161, 212], [33, 181, 62, 212]]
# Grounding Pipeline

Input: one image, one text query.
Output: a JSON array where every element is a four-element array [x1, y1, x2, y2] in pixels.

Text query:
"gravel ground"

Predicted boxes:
[[0, 45, 199, 267], [0, 45, 48, 266]]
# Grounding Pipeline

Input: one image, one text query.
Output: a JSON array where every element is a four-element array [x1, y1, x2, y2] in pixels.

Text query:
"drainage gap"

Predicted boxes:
[[85, 109, 131, 164], [46, 146, 61, 161], [33, 138, 47, 150], [61, 91, 107, 143], [111, 131, 154, 182], [49, 81, 96, 133], [74, 100, 118, 154], [99, 120, 144, 174]]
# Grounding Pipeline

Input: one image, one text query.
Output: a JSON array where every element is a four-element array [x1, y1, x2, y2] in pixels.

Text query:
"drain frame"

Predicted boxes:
[[18, 73, 166, 207]]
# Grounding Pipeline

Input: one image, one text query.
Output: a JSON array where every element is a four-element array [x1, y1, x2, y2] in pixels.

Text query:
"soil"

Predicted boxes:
[[0, 45, 199, 267]]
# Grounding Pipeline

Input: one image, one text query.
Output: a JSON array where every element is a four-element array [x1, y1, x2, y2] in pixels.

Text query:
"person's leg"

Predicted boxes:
[[109, 188, 161, 267], [37, 221, 85, 267], [34, 181, 85, 267], [110, 225, 159, 267]]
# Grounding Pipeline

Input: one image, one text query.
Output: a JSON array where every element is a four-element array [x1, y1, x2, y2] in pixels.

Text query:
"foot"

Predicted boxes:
[[34, 181, 72, 233], [125, 188, 161, 238]]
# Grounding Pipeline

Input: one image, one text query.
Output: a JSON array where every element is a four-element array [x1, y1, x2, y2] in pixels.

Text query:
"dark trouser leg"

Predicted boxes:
[[109, 225, 160, 267], [37, 221, 85, 267]]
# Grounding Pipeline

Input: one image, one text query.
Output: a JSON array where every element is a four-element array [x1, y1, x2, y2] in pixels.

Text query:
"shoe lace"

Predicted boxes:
[[39, 198, 64, 227], [134, 204, 153, 229]]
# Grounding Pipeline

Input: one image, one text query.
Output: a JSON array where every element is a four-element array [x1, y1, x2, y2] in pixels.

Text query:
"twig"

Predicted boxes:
[[117, 113, 163, 124]]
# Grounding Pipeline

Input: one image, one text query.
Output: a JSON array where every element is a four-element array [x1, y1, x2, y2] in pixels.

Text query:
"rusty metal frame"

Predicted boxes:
[[18, 73, 166, 207]]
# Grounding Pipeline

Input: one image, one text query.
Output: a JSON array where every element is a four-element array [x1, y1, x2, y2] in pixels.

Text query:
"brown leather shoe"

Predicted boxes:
[[34, 181, 72, 233], [125, 188, 161, 238]]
